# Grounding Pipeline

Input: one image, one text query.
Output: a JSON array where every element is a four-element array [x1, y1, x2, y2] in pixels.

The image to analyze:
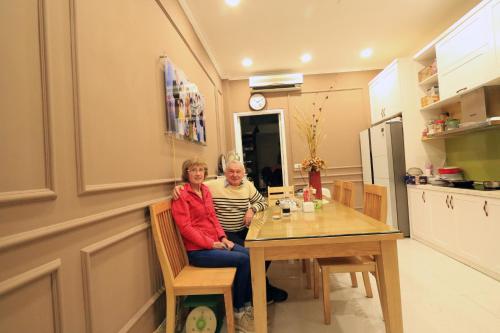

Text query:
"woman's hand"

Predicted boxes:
[[212, 241, 228, 250], [221, 237, 235, 250]]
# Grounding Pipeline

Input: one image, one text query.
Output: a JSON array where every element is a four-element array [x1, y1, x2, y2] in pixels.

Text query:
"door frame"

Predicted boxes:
[[233, 109, 289, 186]]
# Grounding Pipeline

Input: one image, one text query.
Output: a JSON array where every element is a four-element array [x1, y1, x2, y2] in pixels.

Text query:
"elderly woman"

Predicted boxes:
[[171, 158, 254, 333]]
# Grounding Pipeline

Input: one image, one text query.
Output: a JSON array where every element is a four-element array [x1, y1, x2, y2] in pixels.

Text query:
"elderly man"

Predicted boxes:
[[173, 159, 288, 304]]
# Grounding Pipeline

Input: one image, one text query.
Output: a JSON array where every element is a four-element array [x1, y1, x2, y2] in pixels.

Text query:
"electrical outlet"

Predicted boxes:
[[294, 163, 301, 170]]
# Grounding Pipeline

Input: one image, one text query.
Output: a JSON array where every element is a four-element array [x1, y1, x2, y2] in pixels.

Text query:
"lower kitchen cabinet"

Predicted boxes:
[[408, 186, 500, 280], [427, 191, 457, 251], [407, 188, 430, 239]]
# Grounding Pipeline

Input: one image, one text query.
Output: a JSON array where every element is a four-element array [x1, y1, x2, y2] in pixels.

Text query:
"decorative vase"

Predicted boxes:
[[308, 169, 322, 200]]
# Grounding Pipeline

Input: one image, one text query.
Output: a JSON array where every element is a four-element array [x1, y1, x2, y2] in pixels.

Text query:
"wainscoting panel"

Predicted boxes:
[[0, 0, 55, 204], [0, 259, 62, 333]]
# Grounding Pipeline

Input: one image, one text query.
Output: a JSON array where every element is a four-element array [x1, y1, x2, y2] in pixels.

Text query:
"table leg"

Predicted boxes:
[[250, 247, 267, 333], [376, 240, 403, 333]]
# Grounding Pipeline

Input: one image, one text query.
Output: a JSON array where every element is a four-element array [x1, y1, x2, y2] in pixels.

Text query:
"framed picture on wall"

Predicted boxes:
[[164, 58, 206, 144]]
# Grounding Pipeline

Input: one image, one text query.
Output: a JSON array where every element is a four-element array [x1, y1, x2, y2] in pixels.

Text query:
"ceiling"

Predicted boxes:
[[180, 0, 481, 80]]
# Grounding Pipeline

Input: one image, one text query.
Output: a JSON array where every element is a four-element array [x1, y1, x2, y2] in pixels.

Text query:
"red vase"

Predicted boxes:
[[308, 170, 322, 200]]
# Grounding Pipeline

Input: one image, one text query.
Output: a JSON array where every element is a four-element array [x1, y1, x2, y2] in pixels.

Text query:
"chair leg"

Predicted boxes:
[[302, 259, 307, 273], [362, 271, 373, 298], [305, 259, 312, 289], [224, 290, 235, 333], [321, 267, 331, 325], [313, 260, 320, 299], [166, 294, 176, 333], [350, 272, 358, 288]]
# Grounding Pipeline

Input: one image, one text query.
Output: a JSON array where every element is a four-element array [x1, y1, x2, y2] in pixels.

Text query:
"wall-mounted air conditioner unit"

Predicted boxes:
[[249, 73, 303, 92]]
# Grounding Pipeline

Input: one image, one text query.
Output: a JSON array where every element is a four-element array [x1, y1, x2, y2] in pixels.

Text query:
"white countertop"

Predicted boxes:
[[407, 184, 500, 199]]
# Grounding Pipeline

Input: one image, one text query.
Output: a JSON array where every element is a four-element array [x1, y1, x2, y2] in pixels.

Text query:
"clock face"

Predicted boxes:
[[249, 93, 266, 111]]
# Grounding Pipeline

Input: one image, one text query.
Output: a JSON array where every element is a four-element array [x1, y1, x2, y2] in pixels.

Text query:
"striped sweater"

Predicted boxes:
[[205, 178, 268, 232]]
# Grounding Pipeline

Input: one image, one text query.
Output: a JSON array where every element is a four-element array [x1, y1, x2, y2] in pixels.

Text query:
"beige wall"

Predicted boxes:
[[0, 0, 224, 332], [222, 71, 379, 208]]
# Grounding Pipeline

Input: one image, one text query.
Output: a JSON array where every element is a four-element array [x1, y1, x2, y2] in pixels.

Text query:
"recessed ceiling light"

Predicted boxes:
[[360, 48, 373, 58], [225, 0, 240, 7], [242, 57, 253, 67], [300, 53, 312, 63]]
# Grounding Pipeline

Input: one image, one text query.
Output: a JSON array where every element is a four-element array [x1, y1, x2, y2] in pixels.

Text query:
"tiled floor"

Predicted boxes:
[[164, 239, 500, 333], [262, 238, 500, 333]]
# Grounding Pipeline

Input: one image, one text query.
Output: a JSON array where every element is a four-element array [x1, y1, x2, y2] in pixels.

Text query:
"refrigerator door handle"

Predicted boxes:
[[446, 195, 450, 208]]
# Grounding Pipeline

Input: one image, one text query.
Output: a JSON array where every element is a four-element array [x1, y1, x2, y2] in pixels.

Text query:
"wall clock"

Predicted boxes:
[[249, 93, 266, 111]]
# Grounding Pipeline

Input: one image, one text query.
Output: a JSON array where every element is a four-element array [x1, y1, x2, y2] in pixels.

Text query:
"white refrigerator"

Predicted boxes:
[[359, 118, 410, 236]]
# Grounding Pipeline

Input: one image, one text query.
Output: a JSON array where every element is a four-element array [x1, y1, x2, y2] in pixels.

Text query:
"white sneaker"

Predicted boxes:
[[235, 307, 255, 333]]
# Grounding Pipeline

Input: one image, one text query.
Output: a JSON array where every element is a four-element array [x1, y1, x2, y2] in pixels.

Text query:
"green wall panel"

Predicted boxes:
[[445, 129, 500, 181]]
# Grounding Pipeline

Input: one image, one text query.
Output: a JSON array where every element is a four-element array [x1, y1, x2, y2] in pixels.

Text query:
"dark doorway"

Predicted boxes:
[[239, 113, 283, 194]]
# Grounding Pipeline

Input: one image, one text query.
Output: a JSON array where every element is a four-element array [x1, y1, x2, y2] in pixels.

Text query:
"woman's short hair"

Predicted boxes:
[[181, 158, 208, 182]]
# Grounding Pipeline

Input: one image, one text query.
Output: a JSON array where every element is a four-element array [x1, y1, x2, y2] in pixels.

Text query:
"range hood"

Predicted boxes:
[[461, 86, 500, 125]]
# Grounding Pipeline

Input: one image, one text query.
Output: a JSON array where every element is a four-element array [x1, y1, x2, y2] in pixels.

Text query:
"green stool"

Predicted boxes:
[[182, 294, 225, 333]]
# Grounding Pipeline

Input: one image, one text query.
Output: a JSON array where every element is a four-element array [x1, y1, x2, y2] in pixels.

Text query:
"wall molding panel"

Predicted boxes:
[[117, 288, 165, 333], [80, 223, 159, 333], [0, 259, 63, 333], [0, 197, 167, 251], [69, 0, 220, 195], [0, 0, 56, 205]]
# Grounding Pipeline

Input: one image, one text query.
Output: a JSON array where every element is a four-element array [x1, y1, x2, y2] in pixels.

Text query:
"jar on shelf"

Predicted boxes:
[[434, 120, 445, 133]]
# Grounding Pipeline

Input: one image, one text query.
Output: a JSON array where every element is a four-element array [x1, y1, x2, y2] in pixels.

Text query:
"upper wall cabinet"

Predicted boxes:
[[369, 59, 415, 124], [436, 1, 497, 100], [494, 0, 500, 73]]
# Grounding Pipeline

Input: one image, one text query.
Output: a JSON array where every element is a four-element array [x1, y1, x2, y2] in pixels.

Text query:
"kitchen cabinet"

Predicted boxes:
[[368, 59, 412, 124], [493, 0, 500, 76], [436, 1, 496, 100], [408, 185, 500, 280], [453, 194, 489, 265], [428, 191, 457, 251], [407, 188, 431, 239], [482, 197, 500, 275]]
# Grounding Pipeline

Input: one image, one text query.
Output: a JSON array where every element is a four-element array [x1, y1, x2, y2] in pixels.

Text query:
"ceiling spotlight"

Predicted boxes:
[[300, 53, 312, 63], [360, 48, 373, 58], [225, 0, 240, 7], [242, 57, 253, 67]]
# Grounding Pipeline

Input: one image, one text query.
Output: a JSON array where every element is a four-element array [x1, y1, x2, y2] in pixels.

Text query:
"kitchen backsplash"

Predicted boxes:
[[445, 130, 500, 181]]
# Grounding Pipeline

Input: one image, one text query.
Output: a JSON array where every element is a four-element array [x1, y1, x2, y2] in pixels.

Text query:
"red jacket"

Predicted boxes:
[[171, 183, 226, 251]]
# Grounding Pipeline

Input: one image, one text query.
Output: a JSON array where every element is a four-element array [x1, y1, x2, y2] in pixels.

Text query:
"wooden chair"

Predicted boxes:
[[332, 180, 343, 202], [340, 181, 355, 208], [363, 184, 388, 223], [149, 200, 237, 333], [316, 184, 388, 325], [267, 185, 294, 206]]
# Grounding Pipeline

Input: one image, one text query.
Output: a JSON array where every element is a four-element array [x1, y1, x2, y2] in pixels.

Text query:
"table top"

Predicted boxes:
[[246, 201, 400, 242]]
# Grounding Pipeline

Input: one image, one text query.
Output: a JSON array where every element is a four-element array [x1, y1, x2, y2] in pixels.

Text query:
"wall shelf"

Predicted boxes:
[[418, 73, 438, 87], [422, 118, 500, 141]]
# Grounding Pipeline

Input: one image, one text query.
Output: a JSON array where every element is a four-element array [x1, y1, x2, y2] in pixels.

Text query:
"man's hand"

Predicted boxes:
[[221, 237, 234, 250], [171, 185, 184, 200], [243, 208, 254, 227]]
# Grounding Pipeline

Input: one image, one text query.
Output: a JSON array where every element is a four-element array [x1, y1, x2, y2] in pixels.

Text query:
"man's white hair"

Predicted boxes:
[[225, 158, 245, 170]]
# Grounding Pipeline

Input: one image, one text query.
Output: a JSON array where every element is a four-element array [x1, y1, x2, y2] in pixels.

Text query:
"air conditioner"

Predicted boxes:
[[249, 73, 303, 92]]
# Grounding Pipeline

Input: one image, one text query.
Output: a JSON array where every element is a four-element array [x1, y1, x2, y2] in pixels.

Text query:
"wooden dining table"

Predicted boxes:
[[245, 201, 404, 333]]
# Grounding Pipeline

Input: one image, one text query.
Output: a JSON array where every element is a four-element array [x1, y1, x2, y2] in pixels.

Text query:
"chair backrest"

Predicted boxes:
[[333, 180, 343, 202], [340, 181, 355, 208], [322, 187, 332, 200], [149, 200, 189, 290], [268, 186, 294, 206], [363, 184, 387, 223]]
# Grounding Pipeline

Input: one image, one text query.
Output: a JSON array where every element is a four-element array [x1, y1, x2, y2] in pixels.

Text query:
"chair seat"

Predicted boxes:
[[317, 256, 375, 272], [173, 265, 236, 289]]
